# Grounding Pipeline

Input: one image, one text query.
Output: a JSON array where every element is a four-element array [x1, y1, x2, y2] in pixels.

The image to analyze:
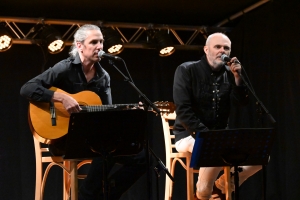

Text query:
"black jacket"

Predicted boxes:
[[173, 55, 248, 142]]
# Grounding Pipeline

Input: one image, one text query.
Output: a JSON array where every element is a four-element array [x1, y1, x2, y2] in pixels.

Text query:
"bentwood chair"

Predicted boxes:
[[161, 112, 232, 200], [33, 134, 91, 200]]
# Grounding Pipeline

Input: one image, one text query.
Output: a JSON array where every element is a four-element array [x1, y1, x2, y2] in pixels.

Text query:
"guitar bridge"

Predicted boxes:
[[49, 102, 56, 126]]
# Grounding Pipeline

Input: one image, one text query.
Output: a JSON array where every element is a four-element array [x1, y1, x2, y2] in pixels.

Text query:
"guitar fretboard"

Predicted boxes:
[[81, 104, 138, 112]]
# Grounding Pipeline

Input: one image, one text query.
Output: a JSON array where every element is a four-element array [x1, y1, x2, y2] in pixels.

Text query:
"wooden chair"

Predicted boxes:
[[161, 112, 232, 200], [27, 88, 102, 200], [33, 134, 92, 200]]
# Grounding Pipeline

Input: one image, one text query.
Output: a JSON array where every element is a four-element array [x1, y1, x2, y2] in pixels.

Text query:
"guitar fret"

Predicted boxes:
[[85, 105, 117, 112], [84, 104, 139, 112]]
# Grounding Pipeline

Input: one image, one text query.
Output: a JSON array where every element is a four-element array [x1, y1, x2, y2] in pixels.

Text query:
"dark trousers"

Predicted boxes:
[[79, 149, 147, 200]]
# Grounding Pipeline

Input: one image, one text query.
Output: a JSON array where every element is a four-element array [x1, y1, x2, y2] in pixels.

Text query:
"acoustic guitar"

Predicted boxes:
[[28, 87, 175, 144]]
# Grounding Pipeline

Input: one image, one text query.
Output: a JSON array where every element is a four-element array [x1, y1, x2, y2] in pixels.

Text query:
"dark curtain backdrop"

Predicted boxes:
[[1, 0, 300, 199]]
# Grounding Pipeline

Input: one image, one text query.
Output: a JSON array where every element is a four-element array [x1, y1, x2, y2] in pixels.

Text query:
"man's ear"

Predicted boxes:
[[76, 42, 82, 50], [203, 45, 208, 54]]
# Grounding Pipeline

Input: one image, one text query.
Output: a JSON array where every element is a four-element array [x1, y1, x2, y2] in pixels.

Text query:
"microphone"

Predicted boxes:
[[221, 54, 240, 64], [98, 50, 121, 61]]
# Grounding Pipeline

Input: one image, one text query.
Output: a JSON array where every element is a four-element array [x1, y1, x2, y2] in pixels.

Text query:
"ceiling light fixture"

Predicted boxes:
[[154, 30, 175, 57], [102, 27, 124, 55], [0, 24, 13, 52], [39, 25, 65, 54]]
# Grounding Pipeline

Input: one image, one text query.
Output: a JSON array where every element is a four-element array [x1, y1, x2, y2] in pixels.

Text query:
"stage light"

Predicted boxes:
[[0, 24, 13, 52], [154, 30, 175, 57], [102, 27, 124, 55], [39, 25, 65, 54]]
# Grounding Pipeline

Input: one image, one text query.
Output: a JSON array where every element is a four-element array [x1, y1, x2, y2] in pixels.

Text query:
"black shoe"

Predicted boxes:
[[211, 183, 226, 200]]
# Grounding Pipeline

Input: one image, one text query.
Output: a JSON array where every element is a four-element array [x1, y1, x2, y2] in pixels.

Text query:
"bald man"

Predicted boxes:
[[173, 33, 261, 200]]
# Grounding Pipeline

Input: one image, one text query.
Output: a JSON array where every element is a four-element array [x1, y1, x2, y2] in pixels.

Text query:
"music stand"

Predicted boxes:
[[190, 128, 275, 200], [63, 109, 148, 200]]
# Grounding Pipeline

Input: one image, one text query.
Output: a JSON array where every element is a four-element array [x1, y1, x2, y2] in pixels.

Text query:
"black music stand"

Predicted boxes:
[[63, 109, 148, 200], [190, 128, 275, 200]]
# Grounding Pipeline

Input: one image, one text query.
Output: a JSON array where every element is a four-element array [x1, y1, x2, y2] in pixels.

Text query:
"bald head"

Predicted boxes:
[[205, 32, 231, 46], [203, 33, 232, 71]]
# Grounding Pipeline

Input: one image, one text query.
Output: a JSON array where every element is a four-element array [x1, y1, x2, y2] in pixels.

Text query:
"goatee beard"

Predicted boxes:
[[211, 61, 224, 71]]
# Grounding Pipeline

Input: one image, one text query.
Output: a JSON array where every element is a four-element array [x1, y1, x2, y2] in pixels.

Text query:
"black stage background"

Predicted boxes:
[[1, 0, 300, 199]]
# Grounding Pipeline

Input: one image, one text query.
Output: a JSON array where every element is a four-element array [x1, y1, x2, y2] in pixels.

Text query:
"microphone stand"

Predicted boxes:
[[149, 147, 175, 200], [107, 59, 162, 200], [238, 70, 276, 125], [227, 57, 276, 125], [237, 64, 276, 200], [108, 59, 161, 114]]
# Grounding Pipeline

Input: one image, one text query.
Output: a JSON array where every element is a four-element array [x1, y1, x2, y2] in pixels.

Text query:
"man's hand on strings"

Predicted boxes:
[[52, 92, 82, 114]]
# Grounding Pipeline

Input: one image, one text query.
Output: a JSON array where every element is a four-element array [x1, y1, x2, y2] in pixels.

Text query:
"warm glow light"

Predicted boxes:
[[159, 46, 174, 56], [102, 28, 124, 55], [108, 44, 123, 54], [154, 30, 175, 57], [0, 35, 12, 51], [48, 39, 64, 53]]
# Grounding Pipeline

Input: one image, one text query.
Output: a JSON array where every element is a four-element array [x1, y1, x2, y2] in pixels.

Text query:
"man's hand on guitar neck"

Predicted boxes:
[[52, 92, 82, 114], [137, 101, 145, 110]]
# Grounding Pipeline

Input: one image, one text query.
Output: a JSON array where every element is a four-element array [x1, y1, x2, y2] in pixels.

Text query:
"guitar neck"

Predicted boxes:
[[29, 87, 175, 143], [81, 104, 138, 112]]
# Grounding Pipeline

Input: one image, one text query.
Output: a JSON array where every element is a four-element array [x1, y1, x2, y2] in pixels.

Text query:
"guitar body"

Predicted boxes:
[[28, 87, 175, 144], [29, 87, 102, 144]]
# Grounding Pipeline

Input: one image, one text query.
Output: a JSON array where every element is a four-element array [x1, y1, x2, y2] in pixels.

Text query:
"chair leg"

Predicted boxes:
[[224, 166, 232, 200], [169, 159, 177, 200], [165, 175, 171, 200], [70, 161, 78, 200], [186, 157, 194, 200], [62, 161, 79, 200], [165, 158, 172, 200], [63, 161, 71, 200], [34, 140, 43, 200]]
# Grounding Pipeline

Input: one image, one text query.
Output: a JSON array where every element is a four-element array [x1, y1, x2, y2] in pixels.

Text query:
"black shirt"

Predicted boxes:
[[173, 55, 248, 142], [20, 53, 112, 105]]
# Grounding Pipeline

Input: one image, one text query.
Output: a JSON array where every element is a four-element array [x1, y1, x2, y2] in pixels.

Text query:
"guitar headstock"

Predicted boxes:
[[153, 101, 176, 114]]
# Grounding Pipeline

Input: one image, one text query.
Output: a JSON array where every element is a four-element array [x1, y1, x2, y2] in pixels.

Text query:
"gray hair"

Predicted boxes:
[[69, 24, 101, 57]]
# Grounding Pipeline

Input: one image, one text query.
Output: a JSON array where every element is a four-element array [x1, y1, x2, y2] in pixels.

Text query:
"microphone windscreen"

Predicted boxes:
[[98, 50, 105, 58], [221, 54, 231, 62]]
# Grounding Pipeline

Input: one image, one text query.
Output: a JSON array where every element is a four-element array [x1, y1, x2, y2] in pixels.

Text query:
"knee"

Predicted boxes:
[[238, 165, 262, 185], [241, 165, 262, 174], [196, 181, 213, 200]]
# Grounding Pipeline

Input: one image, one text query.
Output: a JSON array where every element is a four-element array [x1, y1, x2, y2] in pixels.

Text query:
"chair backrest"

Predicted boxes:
[[161, 111, 199, 200], [161, 112, 177, 156]]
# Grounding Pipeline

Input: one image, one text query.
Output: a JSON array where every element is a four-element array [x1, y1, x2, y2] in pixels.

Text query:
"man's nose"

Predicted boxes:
[[219, 47, 226, 53], [97, 42, 103, 49]]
